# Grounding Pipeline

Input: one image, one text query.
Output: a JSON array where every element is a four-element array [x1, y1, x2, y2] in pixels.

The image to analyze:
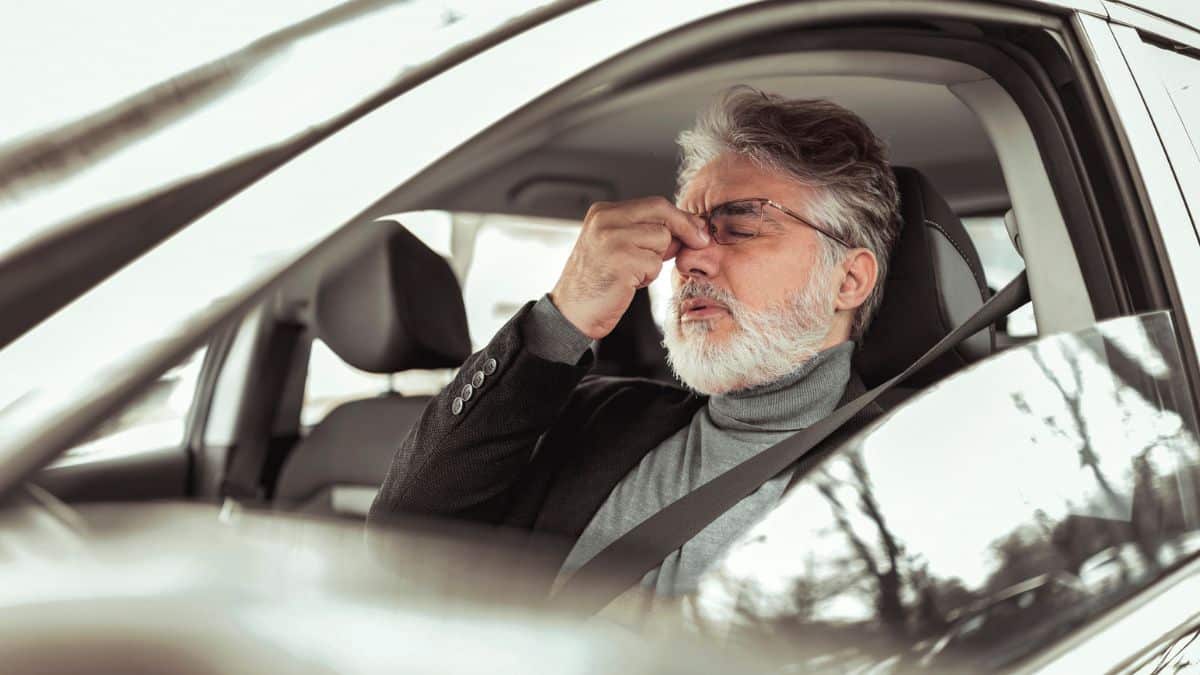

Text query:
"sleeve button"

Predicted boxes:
[[461, 384, 474, 401], [471, 370, 485, 388], [483, 357, 498, 375], [451, 397, 464, 415]]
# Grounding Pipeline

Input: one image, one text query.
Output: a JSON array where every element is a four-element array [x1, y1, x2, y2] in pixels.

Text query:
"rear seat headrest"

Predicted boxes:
[[315, 224, 471, 374], [854, 167, 993, 388]]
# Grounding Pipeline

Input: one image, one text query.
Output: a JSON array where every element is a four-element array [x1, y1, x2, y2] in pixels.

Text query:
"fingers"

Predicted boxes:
[[552, 197, 693, 340], [587, 197, 709, 252], [623, 222, 673, 256], [662, 237, 682, 262], [629, 248, 666, 288]]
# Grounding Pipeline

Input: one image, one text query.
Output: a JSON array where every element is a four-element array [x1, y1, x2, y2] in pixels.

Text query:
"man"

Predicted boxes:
[[369, 88, 902, 598]]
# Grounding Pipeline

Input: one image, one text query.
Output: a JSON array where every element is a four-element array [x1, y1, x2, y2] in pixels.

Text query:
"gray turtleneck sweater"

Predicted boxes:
[[524, 295, 853, 596]]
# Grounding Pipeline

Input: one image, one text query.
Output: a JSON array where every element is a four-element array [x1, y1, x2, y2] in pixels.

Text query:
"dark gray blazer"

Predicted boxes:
[[368, 301, 877, 563]]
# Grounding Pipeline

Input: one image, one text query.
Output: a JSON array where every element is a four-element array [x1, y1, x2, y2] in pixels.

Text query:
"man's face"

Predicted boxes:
[[666, 152, 841, 394]]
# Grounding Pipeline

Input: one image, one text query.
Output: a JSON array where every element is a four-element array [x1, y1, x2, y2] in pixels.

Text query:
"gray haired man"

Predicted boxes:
[[370, 88, 903, 600]]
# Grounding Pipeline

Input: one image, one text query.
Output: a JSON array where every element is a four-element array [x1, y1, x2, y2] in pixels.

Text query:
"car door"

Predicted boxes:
[[1070, 12, 1200, 376], [690, 310, 1200, 673], [677, 12, 1200, 668], [1104, 9, 1200, 236]]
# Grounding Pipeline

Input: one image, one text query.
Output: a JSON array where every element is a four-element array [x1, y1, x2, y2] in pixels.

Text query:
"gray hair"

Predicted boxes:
[[676, 87, 901, 341]]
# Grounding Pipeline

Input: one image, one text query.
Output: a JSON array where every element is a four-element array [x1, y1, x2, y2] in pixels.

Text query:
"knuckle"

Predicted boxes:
[[595, 226, 620, 246], [584, 201, 611, 222]]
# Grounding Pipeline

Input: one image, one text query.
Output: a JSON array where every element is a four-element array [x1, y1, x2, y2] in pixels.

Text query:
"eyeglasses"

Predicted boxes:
[[699, 198, 853, 248]]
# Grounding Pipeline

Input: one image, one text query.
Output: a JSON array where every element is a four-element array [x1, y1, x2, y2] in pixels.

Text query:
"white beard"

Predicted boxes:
[[662, 275, 836, 395]]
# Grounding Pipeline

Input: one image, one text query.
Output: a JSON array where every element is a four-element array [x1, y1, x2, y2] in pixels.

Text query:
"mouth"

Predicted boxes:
[[680, 297, 729, 322]]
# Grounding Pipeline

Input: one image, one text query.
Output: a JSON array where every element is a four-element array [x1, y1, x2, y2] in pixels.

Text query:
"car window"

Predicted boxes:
[[694, 310, 1200, 672], [57, 347, 207, 460], [299, 207, 1035, 426], [301, 339, 454, 428], [459, 214, 582, 349], [962, 214, 1036, 337], [0, 1, 566, 261]]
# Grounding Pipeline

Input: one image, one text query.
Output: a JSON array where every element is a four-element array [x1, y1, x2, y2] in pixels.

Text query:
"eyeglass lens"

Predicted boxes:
[[707, 200, 764, 245]]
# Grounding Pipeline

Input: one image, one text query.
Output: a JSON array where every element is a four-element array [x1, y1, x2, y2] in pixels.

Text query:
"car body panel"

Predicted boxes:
[[1072, 14, 1200, 395], [0, 499, 748, 673], [1111, 26, 1200, 232], [1, 0, 1199, 671], [1105, 0, 1200, 49]]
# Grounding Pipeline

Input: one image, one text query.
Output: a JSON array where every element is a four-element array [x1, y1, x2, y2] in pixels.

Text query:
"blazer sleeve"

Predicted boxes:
[[368, 301, 594, 525]]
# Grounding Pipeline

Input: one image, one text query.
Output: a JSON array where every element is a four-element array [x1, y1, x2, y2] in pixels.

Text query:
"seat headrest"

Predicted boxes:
[[315, 225, 471, 373], [854, 167, 993, 388]]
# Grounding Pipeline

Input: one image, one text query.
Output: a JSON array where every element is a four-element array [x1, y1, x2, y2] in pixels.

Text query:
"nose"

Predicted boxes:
[[674, 239, 722, 281]]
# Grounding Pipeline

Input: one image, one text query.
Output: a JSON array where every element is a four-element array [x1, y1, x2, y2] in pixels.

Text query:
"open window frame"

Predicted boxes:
[[362, 0, 1183, 393]]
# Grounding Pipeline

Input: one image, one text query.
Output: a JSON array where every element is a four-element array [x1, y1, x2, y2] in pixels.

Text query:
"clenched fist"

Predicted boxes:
[[550, 197, 711, 340]]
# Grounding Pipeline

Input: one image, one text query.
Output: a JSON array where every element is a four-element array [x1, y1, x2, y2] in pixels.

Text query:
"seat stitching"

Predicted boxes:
[[924, 219, 986, 298]]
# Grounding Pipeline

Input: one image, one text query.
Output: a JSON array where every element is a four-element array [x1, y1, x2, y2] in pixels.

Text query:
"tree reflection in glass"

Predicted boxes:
[[689, 311, 1200, 672]]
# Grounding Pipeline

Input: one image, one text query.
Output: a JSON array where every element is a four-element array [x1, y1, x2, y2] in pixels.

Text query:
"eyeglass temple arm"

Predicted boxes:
[[766, 200, 853, 248]]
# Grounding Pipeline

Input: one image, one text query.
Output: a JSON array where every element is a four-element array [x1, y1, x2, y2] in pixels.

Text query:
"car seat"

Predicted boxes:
[[273, 226, 472, 516], [854, 166, 995, 401]]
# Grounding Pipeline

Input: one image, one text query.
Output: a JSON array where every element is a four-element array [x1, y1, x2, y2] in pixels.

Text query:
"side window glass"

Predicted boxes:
[[962, 214, 1036, 337], [62, 347, 207, 459], [301, 339, 453, 428], [696, 311, 1200, 671], [461, 215, 580, 349]]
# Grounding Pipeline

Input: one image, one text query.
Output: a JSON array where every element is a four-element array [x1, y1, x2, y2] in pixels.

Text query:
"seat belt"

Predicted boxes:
[[554, 272, 1030, 613], [221, 321, 306, 501]]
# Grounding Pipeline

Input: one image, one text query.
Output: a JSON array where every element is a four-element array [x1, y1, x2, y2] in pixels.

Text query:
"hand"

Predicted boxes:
[[550, 197, 710, 340]]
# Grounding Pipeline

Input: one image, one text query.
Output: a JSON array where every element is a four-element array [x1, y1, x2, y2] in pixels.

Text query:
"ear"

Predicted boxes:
[[834, 248, 878, 313]]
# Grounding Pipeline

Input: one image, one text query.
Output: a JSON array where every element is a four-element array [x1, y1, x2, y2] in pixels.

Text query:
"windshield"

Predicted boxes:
[[690, 311, 1200, 672], [0, 1, 570, 416], [0, 0, 561, 260]]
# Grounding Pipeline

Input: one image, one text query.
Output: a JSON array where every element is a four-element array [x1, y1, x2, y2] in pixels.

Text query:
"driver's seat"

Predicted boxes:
[[854, 166, 995, 394]]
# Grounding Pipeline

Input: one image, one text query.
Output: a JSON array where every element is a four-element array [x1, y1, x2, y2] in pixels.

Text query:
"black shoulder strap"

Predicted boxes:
[[554, 273, 1030, 613], [221, 320, 307, 501]]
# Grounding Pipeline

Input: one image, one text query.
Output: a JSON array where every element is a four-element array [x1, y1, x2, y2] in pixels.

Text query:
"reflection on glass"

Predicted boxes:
[[59, 347, 206, 460], [691, 311, 1200, 672]]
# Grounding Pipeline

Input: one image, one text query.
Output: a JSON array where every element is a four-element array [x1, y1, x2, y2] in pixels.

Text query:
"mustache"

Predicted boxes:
[[672, 280, 741, 317]]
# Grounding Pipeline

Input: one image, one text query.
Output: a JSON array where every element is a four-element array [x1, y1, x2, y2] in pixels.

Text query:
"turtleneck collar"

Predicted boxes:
[[706, 341, 854, 432]]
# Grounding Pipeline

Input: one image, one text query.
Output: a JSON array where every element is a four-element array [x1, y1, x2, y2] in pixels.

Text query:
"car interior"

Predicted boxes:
[[33, 10, 1168, 529]]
